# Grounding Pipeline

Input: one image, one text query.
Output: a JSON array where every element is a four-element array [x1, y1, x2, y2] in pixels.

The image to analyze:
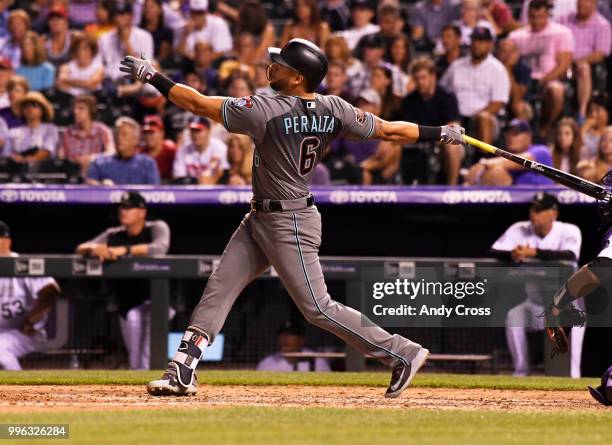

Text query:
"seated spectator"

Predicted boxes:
[[388, 34, 413, 93], [581, 93, 609, 159], [15, 32, 55, 92], [4, 91, 58, 163], [480, 0, 518, 35], [577, 126, 612, 182], [354, 3, 406, 58], [234, 0, 276, 61], [182, 41, 219, 95], [496, 38, 532, 120], [519, 0, 577, 23], [321, 0, 352, 32], [0, 10, 31, 69], [257, 320, 331, 372], [410, 0, 459, 51], [402, 56, 462, 185], [84, 0, 116, 38], [56, 31, 104, 97], [351, 34, 406, 98], [0, 57, 13, 108], [435, 25, 464, 77], [490, 193, 582, 376], [279, 0, 330, 49], [76, 192, 172, 370], [324, 89, 381, 184], [140, 0, 174, 65], [370, 65, 402, 121], [440, 27, 510, 145], [0, 116, 7, 153], [172, 116, 229, 184], [465, 119, 553, 185], [0, 0, 10, 41], [59, 94, 115, 176], [0, 220, 61, 371], [140, 115, 176, 182], [68, 0, 98, 29], [560, 0, 611, 122], [225, 71, 254, 98], [319, 62, 356, 104], [339, 0, 379, 50], [220, 134, 253, 185], [453, 0, 497, 48], [509, 0, 574, 141], [86, 116, 160, 185], [551, 117, 583, 174], [180, 0, 233, 61], [44, 5, 73, 68], [0, 75, 28, 128], [99, 1, 153, 82], [323, 35, 363, 93], [253, 61, 275, 97], [217, 33, 258, 82]]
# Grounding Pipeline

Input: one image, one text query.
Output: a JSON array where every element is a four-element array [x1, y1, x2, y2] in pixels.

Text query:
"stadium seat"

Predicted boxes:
[[24, 159, 82, 184], [0, 157, 26, 183]]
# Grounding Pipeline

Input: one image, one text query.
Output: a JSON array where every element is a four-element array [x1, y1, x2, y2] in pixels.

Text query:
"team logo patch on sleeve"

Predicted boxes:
[[233, 96, 254, 109], [353, 107, 367, 126]]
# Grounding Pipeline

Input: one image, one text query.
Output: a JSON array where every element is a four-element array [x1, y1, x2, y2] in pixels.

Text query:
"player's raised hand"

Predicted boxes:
[[119, 51, 157, 83], [441, 124, 465, 145]]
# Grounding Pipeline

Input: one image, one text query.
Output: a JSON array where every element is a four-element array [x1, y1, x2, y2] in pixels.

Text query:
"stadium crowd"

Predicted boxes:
[[0, 0, 609, 186]]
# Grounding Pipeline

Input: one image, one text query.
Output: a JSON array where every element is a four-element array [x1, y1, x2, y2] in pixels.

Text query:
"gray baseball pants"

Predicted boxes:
[[189, 206, 422, 367]]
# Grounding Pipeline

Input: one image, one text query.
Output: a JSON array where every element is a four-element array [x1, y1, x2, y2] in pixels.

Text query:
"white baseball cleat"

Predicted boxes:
[[146, 362, 197, 396], [384, 348, 429, 398]]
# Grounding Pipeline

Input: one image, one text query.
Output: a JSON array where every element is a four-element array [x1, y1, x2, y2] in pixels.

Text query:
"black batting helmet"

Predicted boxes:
[[267, 38, 328, 93]]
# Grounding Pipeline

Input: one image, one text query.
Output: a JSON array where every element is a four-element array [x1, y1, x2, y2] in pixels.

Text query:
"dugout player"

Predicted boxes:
[[76, 192, 172, 370], [120, 39, 465, 397], [490, 192, 583, 376], [0, 221, 61, 370]]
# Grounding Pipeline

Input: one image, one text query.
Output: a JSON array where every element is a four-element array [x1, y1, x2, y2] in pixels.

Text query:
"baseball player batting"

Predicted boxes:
[[120, 39, 465, 398]]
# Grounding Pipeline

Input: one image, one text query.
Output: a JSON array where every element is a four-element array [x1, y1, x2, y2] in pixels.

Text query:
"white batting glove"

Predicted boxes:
[[441, 124, 465, 145], [119, 52, 157, 83]]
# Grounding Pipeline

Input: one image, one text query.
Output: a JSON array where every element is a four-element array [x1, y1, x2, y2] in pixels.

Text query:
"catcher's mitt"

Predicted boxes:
[[540, 304, 586, 358]]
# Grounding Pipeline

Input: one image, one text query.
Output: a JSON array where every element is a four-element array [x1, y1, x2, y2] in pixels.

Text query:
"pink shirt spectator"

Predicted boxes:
[[61, 122, 114, 160], [559, 12, 611, 61], [509, 22, 575, 79]]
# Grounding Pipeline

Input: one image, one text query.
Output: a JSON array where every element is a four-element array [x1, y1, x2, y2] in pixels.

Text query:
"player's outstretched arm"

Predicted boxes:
[[119, 53, 225, 124], [372, 116, 465, 145]]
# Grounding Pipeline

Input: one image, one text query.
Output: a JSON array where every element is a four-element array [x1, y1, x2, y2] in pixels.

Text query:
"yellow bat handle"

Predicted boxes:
[[463, 135, 498, 155]]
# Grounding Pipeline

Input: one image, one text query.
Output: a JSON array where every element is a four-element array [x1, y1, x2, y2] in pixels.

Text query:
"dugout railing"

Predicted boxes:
[[0, 255, 576, 374]]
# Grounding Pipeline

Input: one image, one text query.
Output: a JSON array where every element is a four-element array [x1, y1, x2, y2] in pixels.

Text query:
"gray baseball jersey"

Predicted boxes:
[[185, 93, 421, 370], [221, 94, 375, 200]]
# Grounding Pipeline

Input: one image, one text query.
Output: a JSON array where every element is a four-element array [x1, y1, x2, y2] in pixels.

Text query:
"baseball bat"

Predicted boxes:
[[463, 134, 610, 202]]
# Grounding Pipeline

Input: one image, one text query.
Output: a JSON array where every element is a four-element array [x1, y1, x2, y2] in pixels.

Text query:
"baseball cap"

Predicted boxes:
[[506, 118, 531, 134], [0, 221, 10, 238], [142, 115, 164, 133], [188, 116, 210, 130], [118, 191, 147, 209], [114, 1, 133, 14], [0, 57, 12, 70], [360, 33, 385, 49], [47, 5, 68, 19], [277, 320, 305, 336], [352, 0, 376, 11], [189, 0, 209, 11], [358, 88, 381, 106], [471, 26, 493, 41], [530, 192, 559, 212]]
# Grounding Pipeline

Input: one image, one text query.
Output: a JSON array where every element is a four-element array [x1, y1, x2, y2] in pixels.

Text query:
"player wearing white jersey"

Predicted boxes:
[[0, 221, 61, 370], [490, 192, 583, 376]]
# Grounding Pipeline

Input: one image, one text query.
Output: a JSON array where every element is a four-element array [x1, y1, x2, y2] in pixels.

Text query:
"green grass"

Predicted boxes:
[[0, 370, 599, 391], [1, 407, 610, 445]]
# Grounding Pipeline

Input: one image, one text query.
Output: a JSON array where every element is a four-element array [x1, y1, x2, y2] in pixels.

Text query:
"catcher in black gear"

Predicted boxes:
[[541, 173, 612, 391]]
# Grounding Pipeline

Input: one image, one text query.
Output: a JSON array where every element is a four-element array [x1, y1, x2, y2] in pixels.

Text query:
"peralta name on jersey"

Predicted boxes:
[[283, 115, 335, 135]]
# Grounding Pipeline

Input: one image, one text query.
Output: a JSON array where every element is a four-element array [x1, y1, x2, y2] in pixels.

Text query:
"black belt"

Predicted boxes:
[[251, 195, 315, 213]]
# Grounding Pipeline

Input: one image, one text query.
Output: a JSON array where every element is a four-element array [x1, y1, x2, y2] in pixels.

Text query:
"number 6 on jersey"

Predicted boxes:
[[299, 136, 320, 176]]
